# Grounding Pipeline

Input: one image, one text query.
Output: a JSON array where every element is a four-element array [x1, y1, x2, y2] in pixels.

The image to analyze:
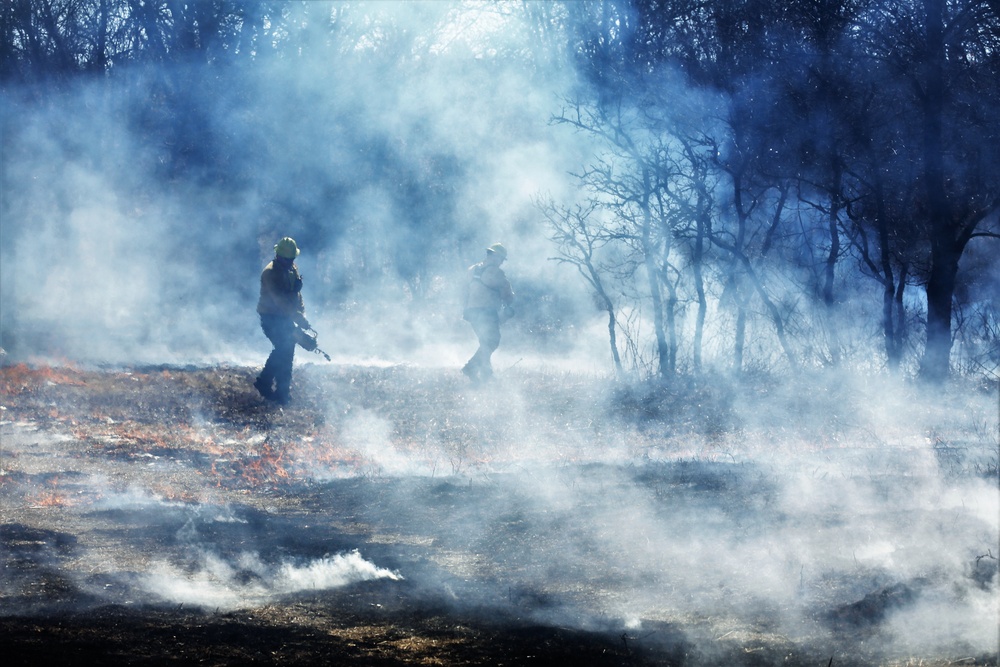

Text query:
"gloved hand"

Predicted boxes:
[[296, 314, 311, 330]]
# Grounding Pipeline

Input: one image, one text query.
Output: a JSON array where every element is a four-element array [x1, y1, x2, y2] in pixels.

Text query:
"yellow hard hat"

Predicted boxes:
[[274, 237, 300, 259], [486, 243, 507, 260]]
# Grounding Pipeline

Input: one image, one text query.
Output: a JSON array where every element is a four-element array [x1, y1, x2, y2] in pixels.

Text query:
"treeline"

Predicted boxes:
[[2, 1, 999, 381], [544, 0, 1000, 382]]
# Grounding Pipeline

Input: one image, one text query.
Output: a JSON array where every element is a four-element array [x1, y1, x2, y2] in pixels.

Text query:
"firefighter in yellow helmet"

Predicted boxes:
[[461, 243, 514, 383], [255, 237, 310, 404]]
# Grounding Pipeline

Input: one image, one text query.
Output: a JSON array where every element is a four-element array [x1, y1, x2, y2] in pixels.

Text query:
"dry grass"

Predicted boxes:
[[1, 362, 997, 666]]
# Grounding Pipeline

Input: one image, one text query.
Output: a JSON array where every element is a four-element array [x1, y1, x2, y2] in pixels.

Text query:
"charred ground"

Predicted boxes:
[[1, 362, 997, 666]]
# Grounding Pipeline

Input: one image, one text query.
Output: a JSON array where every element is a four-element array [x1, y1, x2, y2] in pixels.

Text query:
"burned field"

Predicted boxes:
[[1, 362, 997, 666]]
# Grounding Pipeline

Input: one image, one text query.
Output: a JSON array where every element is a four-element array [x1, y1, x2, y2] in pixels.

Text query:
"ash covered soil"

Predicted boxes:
[[1, 362, 997, 666]]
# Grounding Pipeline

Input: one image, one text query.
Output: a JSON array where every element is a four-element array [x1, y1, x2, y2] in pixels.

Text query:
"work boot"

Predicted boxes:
[[253, 376, 274, 399], [273, 379, 291, 405]]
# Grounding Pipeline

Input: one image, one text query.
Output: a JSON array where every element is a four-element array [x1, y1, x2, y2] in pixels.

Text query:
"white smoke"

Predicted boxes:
[[0, 0, 603, 371], [140, 549, 402, 611], [339, 408, 431, 477]]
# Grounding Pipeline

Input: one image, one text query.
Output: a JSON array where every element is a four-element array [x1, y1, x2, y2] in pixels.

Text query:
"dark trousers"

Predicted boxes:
[[463, 308, 501, 379], [258, 314, 296, 400]]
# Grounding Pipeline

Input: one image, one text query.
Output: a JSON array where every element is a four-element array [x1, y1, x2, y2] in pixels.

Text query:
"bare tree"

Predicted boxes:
[[538, 198, 625, 376], [551, 99, 676, 377]]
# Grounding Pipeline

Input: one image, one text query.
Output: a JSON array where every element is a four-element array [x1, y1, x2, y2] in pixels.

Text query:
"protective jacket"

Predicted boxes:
[[464, 262, 514, 312], [257, 258, 307, 324]]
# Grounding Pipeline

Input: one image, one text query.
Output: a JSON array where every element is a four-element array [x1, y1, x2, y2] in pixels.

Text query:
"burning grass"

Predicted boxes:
[[0, 361, 997, 665], [0, 363, 87, 396]]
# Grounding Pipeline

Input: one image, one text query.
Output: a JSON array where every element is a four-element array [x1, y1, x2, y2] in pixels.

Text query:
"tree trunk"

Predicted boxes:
[[823, 173, 842, 365], [731, 174, 749, 373], [645, 248, 669, 378], [640, 169, 669, 379], [873, 181, 902, 371], [692, 209, 708, 371], [734, 303, 746, 372], [882, 280, 898, 369], [606, 304, 623, 376], [920, 242, 959, 382], [657, 191, 678, 375], [589, 268, 623, 376], [917, 0, 953, 383], [94, 0, 109, 71], [664, 276, 678, 375], [893, 265, 908, 367]]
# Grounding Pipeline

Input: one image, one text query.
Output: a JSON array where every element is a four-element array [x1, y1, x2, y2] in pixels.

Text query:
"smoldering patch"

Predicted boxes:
[[139, 549, 402, 611], [1, 365, 996, 665]]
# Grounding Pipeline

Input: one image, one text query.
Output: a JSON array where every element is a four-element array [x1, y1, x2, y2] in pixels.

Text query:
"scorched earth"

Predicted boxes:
[[0, 362, 997, 666]]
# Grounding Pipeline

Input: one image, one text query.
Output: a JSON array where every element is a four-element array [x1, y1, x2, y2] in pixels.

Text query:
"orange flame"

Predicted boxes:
[[26, 477, 74, 508], [0, 363, 86, 395]]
